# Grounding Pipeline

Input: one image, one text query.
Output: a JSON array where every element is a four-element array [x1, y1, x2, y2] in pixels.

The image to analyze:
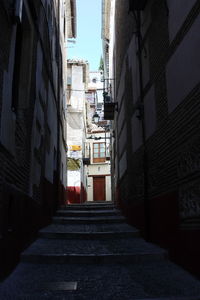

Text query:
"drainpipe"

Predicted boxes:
[[136, 11, 150, 241], [57, 0, 61, 208]]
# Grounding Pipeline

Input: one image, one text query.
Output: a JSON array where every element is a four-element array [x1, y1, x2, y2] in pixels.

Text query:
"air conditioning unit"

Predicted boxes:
[[129, 0, 147, 11], [14, 0, 23, 23]]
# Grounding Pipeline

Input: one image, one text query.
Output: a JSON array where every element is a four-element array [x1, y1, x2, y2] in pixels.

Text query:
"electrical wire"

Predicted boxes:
[[66, 88, 104, 91]]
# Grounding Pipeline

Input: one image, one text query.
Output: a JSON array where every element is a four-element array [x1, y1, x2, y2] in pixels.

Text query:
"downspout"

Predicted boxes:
[[57, 0, 61, 207], [136, 11, 150, 241]]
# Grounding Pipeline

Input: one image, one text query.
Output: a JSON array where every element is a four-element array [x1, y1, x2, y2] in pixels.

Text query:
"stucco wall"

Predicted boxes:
[[87, 164, 111, 201], [112, 0, 200, 277]]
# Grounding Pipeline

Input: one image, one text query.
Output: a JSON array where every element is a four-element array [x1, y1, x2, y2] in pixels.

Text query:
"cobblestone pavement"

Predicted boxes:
[[0, 202, 200, 300]]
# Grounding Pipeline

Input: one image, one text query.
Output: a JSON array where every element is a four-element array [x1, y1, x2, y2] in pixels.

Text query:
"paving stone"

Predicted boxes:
[[63, 202, 115, 210], [56, 209, 121, 217], [39, 230, 140, 239], [53, 215, 125, 224], [23, 238, 166, 255], [39, 222, 140, 239], [39, 222, 139, 233], [1, 202, 200, 299], [0, 262, 200, 299]]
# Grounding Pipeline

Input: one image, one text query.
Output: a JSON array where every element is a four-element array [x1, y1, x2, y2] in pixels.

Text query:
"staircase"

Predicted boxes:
[[0, 201, 200, 299]]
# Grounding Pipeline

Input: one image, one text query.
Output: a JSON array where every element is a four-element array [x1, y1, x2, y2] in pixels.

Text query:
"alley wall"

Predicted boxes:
[[111, 0, 200, 277], [0, 0, 75, 278]]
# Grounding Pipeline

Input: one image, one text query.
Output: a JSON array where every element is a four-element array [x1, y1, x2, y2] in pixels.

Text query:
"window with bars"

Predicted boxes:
[[93, 143, 106, 163]]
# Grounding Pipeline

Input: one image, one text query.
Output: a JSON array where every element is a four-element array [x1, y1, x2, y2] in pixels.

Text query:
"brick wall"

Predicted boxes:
[[0, 3, 12, 128], [113, 0, 200, 276], [0, 0, 67, 279]]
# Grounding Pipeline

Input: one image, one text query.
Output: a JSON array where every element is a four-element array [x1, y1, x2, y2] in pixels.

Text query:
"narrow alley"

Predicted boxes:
[[1, 201, 200, 299], [0, 0, 200, 299]]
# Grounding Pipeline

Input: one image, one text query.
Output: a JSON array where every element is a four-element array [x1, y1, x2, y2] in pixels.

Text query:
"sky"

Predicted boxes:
[[67, 0, 102, 71]]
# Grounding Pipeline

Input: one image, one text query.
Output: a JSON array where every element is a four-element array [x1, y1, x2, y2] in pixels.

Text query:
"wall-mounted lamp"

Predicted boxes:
[[92, 112, 100, 124], [103, 92, 118, 120], [103, 92, 111, 103]]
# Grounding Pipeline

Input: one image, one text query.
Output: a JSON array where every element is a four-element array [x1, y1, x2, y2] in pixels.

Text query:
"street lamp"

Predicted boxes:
[[92, 112, 100, 124]]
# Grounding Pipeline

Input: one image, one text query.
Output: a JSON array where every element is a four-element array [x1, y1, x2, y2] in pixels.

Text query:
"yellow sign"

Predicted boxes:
[[70, 145, 81, 151]]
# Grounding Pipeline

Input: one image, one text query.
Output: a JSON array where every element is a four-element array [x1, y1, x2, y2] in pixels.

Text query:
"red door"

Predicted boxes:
[[93, 176, 105, 201]]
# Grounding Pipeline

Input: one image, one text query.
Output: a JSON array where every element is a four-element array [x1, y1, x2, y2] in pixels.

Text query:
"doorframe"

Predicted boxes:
[[92, 175, 106, 201]]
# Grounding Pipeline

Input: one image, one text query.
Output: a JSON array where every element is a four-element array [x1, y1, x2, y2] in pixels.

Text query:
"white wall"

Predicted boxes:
[[68, 170, 81, 187], [106, 175, 112, 201], [87, 163, 111, 201], [67, 62, 88, 188], [87, 163, 110, 176], [87, 175, 111, 202], [88, 71, 104, 107], [71, 65, 85, 110]]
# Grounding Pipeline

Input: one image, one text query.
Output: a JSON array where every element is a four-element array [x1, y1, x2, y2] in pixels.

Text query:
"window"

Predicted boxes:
[[12, 6, 34, 112], [12, 23, 22, 111], [93, 143, 106, 163], [92, 77, 97, 83]]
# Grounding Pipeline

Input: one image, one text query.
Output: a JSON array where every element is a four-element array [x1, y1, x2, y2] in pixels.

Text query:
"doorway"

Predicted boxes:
[[93, 176, 105, 201]]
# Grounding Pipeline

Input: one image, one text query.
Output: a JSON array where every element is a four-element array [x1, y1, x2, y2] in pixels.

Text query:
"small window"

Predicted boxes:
[[93, 143, 106, 163]]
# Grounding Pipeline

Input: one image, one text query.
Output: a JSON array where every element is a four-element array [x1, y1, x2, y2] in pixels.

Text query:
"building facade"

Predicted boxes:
[[105, 0, 200, 276], [84, 71, 111, 202], [66, 66, 111, 203], [66, 59, 89, 203], [84, 129, 111, 202], [0, 0, 76, 276]]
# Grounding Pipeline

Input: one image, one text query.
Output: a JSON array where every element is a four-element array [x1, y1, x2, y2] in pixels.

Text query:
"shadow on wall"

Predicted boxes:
[[0, 187, 42, 281], [0, 173, 66, 281], [116, 183, 200, 278]]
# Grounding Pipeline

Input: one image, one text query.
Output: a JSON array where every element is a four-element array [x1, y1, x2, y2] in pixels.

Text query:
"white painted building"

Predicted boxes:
[[66, 59, 88, 202], [84, 129, 111, 202], [84, 71, 112, 202]]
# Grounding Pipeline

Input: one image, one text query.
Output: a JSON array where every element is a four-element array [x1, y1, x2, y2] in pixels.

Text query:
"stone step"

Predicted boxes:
[[39, 222, 140, 239], [135, 298, 199, 300], [61, 204, 116, 210], [21, 252, 167, 264], [68, 201, 114, 205], [21, 237, 167, 264], [56, 209, 121, 217], [63, 202, 116, 210], [39, 222, 139, 233], [39, 230, 139, 239], [53, 215, 125, 224], [1, 261, 200, 299]]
